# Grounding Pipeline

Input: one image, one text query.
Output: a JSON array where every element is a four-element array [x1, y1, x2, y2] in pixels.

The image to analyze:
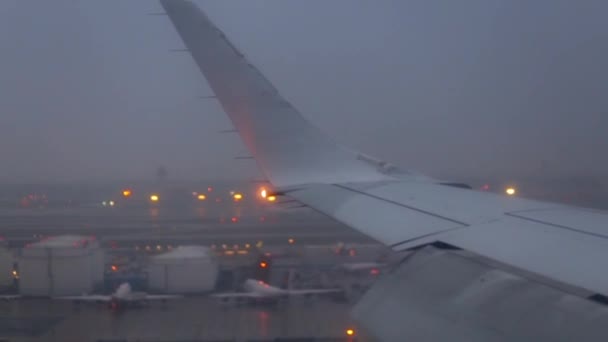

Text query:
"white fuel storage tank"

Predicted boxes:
[[19, 235, 104, 296], [147, 246, 218, 293]]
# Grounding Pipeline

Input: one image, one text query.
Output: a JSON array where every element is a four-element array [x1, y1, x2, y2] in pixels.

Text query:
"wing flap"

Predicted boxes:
[[442, 217, 608, 295]]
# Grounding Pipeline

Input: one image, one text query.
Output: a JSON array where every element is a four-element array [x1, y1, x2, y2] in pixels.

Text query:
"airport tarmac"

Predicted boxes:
[[0, 204, 374, 249], [0, 296, 369, 342], [0, 186, 379, 341]]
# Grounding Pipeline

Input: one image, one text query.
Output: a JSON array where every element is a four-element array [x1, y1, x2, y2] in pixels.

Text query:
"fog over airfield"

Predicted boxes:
[[0, 0, 607, 183]]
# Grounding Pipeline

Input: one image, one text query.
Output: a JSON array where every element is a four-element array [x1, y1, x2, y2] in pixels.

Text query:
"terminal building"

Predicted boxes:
[[18, 235, 104, 296], [147, 245, 218, 293]]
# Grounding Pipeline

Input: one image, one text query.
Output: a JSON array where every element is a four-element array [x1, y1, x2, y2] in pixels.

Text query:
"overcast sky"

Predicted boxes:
[[0, 0, 607, 183]]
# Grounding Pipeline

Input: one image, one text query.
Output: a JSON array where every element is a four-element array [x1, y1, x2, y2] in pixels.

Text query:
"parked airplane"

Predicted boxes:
[[56, 283, 182, 310], [161, 1, 608, 340], [212, 279, 342, 305]]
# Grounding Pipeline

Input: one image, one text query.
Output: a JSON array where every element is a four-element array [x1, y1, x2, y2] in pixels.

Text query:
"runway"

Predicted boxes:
[[0, 297, 365, 342]]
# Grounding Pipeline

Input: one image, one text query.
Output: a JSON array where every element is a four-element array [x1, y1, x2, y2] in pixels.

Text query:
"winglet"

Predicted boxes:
[[160, 0, 391, 187]]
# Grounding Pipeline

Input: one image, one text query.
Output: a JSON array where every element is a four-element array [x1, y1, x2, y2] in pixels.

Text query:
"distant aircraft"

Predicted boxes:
[[212, 279, 342, 305], [55, 283, 182, 310]]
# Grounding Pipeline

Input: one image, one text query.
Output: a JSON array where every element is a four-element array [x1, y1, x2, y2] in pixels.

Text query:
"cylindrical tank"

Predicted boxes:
[[19, 235, 104, 296], [147, 246, 218, 293]]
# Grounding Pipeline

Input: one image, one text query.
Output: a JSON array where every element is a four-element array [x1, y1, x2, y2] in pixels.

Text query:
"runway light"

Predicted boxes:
[[122, 189, 132, 197], [109, 200, 115, 207], [102, 201, 107, 207], [267, 195, 277, 202], [233, 193, 243, 201], [197, 194, 206, 201], [237, 250, 248, 255], [224, 250, 235, 256], [245, 243, 250, 249], [505, 187, 516, 196], [11, 270, 18, 279], [231, 216, 238, 223], [150, 194, 160, 202], [370, 268, 380, 276], [207, 187, 213, 192], [346, 328, 356, 336], [156, 245, 162, 251], [288, 238, 295, 245], [259, 261, 268, 268], [111, 265, 118, 272], [259, 188, 267, 198]]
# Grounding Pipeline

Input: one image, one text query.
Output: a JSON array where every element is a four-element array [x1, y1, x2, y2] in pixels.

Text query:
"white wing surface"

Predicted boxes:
[[159, 4, 608, 340], [160, 0, 608, 338], [160, 0, 608, 298]]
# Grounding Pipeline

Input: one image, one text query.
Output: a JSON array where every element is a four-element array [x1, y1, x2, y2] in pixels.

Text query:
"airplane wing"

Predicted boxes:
[[54, 295, 111, 302], [161, 1, 608, 339], [160, 0, 608, 296]]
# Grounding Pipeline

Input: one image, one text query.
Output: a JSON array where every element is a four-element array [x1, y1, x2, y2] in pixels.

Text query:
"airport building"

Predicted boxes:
[[18, 235, 104, 296], [147, 245, 218, 293]]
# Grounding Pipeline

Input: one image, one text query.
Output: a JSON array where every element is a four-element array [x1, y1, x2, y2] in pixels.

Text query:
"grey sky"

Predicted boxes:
[[0, 0, 607, 183]]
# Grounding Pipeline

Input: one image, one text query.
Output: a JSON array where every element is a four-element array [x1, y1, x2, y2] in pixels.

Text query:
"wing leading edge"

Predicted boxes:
[[159, 0, 394, 188], [160, 0, 608, 298]]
